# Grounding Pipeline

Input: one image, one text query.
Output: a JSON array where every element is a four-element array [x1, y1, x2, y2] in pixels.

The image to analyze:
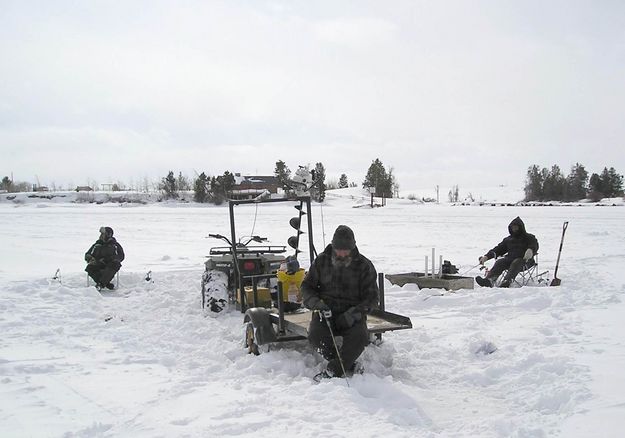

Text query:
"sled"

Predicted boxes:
[[384, 272, 474, 290]]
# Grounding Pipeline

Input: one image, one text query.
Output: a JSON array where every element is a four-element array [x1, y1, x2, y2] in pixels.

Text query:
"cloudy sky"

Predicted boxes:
[[1, 0, 624, 192]]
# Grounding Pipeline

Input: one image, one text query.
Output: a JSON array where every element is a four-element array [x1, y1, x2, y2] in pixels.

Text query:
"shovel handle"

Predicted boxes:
[[552, 221, 569, 279]]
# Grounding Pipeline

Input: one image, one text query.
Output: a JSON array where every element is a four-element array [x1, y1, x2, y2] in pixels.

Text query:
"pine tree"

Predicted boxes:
[[214, 171, 235, 203], [1, 176, 13, 192], [362, 158, 394, 197], [588, 172, 603, 201], [193, 172, 209, 203], [338, 174, 348, 189], [524, 165, 544, 201], [274, 160, 291, 190], [565, 163, 588, 201], [606, 167, 624, 197], [161, 171, 178, 199], [542, 165, 566, 201]]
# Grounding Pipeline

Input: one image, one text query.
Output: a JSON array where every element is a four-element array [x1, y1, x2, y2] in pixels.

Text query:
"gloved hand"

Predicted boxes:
[[523, 248, 533, 261], [312, 299, 330, 312], [336, 307, 362, 330], [479, 255, 489, 265]]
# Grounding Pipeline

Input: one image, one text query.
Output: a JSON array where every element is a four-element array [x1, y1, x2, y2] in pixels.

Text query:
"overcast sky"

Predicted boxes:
[[1, 0, 624, 192]]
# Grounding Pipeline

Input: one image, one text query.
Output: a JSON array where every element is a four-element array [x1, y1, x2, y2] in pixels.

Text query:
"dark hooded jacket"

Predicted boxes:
[[85, 237, 125, 265], [486, 217, 538, 260], [301, 244, 379, 314]]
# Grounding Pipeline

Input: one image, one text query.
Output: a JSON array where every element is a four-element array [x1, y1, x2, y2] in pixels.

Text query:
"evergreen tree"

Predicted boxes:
[[362, 158, 394, 197], [208, 176, 219, 203], [542, 165, 566, 201], [1, 176, 13, 192], [213, 171, 235, 203], [338, 174, 348, 189], [588, 172, 603, 200], [161, 171, 178, 199], [193, 172, 209, 203], [524, 165, 544, 201], [589, 167, 619, 198], [274, 160, 291, 190], [565, 163, 588, 201], [606, 167, 624, 197]]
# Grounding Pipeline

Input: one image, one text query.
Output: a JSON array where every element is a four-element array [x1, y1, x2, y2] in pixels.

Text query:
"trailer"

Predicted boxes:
[[243, 272, 413, 355]]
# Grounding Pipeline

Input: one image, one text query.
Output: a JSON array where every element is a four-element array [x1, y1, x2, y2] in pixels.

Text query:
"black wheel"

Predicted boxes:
[[245, 322, 260, 355]]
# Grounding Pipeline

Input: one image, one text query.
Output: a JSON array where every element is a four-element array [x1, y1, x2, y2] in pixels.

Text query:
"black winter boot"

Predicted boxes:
[[476, 276, 493, 287]]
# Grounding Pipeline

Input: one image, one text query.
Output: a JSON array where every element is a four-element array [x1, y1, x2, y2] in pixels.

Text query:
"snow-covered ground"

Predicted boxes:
[[1, 188, 624, 437]]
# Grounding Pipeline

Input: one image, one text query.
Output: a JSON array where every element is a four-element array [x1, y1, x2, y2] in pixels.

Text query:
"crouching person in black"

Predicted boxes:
[[85, 226, 125, 290], [302, 225, 379, 381], [475, 216, 539, 288]]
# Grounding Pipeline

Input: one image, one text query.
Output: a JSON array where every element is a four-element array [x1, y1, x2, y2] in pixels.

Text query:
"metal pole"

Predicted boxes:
[[306, 197, 316, 261], [322, 312, 349, 385], [376, 272, 385, 343], [278, 282, 285, 334], [431, 248, 435, 278]]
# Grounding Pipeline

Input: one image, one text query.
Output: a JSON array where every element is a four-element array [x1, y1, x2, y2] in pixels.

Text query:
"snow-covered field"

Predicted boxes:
[[1, 189, 624, 437]]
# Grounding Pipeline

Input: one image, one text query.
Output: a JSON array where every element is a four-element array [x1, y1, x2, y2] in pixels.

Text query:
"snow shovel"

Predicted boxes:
[[550, 221, 569, 286]]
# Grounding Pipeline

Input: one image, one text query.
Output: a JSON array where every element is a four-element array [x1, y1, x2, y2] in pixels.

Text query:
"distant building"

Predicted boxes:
[[101, 183, 115, 191], [230, 175, 281, 200], [75, 186, 93, 192]]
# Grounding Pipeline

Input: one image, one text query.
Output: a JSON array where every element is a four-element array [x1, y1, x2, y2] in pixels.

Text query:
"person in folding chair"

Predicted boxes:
[[475, 217, 539, 288], [85, 226, 125, 291]]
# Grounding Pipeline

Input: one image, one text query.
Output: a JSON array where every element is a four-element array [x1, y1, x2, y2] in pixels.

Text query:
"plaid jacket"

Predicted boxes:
[[302, 244, 379, 314]]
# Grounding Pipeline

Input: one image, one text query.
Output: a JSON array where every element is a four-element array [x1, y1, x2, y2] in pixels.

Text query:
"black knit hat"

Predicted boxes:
[[99, 226, 114, 237], [332, 225, 356, 250]]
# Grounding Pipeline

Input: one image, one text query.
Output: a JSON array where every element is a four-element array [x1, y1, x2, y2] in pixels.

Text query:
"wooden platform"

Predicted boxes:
[[269, 308, 412, 338]]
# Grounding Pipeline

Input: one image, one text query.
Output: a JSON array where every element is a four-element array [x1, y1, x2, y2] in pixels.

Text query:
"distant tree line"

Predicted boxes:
[[158, 170, 235, 204], [524, 163, 624, 202], [2, 158, 396, 203]]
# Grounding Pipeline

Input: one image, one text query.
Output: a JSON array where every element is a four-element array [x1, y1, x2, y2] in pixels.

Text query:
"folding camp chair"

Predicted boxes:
[[87, 271, 120, 289], [494, 255, 549, 287]]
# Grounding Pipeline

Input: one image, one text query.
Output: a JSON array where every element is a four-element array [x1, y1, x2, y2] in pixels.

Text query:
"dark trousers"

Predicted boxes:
[[487, 257, 527, 283], [85, 261, 121, 286], [308, 313, 368, 376]]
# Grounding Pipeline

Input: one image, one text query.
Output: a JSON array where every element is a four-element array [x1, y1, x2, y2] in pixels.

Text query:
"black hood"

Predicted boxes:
[[508, 217, 526, 236]]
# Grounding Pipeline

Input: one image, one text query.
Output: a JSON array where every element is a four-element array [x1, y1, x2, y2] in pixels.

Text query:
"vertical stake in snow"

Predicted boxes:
[[439, 255, 443, 278], [425, 256, 428, 277], [431, 248, 436, 278]]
